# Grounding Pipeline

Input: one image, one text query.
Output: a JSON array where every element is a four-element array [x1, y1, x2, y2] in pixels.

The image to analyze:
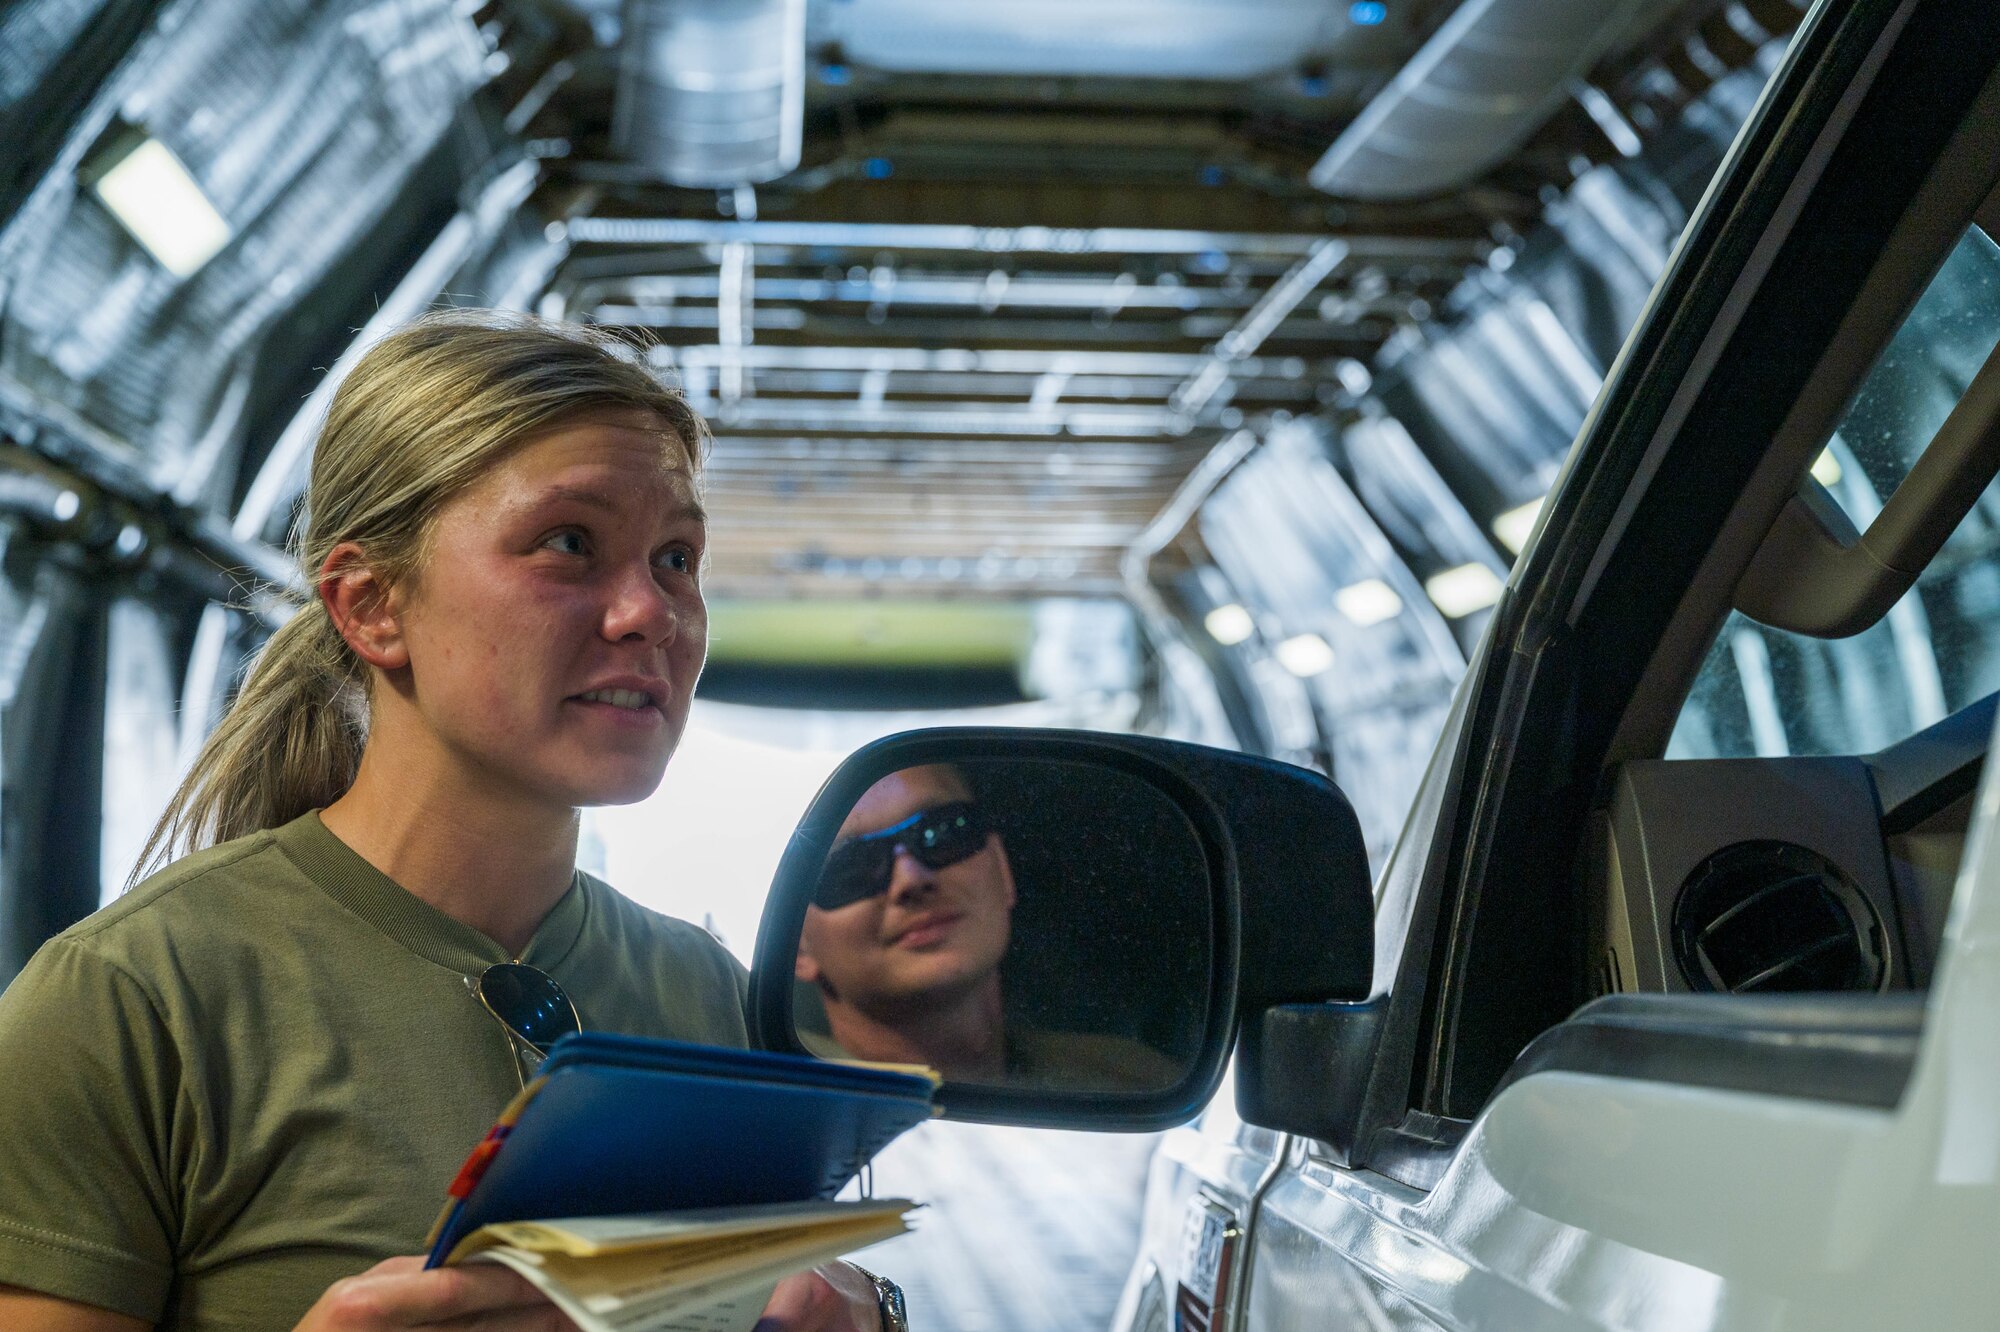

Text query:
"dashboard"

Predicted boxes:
[[1593, 693, 1993, 997]]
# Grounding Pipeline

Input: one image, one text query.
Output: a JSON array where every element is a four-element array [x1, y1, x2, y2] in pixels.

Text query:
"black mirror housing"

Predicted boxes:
[[750, 727, 1374, 1131]]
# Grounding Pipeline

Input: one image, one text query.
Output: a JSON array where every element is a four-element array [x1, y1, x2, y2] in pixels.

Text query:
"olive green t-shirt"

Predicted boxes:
[[0, 812, 749, 1329]]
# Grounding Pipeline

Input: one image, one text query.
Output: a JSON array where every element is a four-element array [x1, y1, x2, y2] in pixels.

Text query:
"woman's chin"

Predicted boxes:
[[566, 762, 673, 808]]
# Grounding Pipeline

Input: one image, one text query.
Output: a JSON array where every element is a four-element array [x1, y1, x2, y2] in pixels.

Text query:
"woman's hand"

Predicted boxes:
[[289, 1255, 882, 1332], [755, 1263, 884, 1331], [292, 1257, 579, 1331]]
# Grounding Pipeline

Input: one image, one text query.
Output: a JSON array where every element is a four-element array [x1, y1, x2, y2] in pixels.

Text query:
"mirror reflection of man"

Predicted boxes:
[[796, 764, 1015, 1080]]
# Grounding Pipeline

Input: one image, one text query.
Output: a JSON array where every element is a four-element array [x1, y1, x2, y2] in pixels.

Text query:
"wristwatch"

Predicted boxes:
[[857, 1268, 908, 1332]]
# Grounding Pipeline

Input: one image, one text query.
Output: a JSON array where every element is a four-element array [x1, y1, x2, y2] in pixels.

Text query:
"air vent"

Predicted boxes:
[[1672, 841, 1886, 993]]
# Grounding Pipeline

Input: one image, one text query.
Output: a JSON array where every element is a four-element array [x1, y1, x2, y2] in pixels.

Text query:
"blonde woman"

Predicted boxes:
[[0, 313, 892, 1331]]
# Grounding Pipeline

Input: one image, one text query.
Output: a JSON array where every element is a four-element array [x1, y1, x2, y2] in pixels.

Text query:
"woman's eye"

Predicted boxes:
[[658, 547, 696, 574], [544, 530, 588, 556]]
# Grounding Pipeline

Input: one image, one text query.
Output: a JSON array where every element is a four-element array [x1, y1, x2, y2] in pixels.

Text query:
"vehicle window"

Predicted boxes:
[[1670, 223, 2000, 758], [1830, 225, 2000, 507]]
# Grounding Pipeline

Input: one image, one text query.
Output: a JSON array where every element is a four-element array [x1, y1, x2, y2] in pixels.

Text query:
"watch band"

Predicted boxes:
[[858, 1268, 909, 1332]]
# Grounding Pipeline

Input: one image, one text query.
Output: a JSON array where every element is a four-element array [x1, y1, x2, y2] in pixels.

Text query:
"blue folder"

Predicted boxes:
[[424, 1033, 937, 1266]]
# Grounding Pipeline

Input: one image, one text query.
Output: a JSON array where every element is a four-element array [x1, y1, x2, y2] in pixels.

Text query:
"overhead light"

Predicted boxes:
[[87, 132, 231, 277], [1204, 603, 1255, 646], [1810, 449, 1842, 488], [1491, 496, 1545, 556], [1335, 578, 1403, 627], [1425, 563, 1504, 618], [1276, 633, 1336, 678]]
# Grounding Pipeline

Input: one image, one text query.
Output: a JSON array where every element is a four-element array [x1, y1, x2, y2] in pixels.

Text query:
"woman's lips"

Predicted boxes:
[[890, 912, 963, 949], [568, 677, 673, 723], [566, 696, 665, 727]]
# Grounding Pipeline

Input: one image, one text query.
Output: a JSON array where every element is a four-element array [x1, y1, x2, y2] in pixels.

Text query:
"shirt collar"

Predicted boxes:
[[273, 811, 590, 976]]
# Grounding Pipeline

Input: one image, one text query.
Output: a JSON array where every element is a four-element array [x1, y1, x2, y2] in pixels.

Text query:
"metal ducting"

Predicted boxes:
[[615, 0, 805, 188], [806, 0, 1358, 82], [1310, 0, 1678, 201]]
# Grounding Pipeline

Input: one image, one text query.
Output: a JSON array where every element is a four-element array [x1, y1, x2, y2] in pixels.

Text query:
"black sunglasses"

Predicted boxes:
[[468, 961, 580, 1086], [815, 800, 992, 911]]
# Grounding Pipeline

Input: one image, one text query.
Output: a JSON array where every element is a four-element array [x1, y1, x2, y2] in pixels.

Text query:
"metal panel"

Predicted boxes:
[[0, 565, 107, 984], [1199, 421, 1464, 863], [562, 218, 1485, 262], [0, 0, 487, 494], [1311, 0, 1683, 200]]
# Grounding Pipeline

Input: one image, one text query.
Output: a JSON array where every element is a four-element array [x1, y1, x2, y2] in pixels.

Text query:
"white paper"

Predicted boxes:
[[470, 1248, 778, 1332]]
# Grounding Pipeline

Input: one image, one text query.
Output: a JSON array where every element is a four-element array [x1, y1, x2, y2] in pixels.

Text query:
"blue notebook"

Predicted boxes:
[[424, 1034, 938, 1266]]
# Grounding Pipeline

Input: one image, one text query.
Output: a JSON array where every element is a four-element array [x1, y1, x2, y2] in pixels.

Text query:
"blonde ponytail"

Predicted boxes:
[[131, 310, 705, 885], [133, 601, 365, 880]]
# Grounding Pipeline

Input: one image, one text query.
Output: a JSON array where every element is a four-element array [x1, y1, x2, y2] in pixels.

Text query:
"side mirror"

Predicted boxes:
[[750, 728, 1374, 1130]]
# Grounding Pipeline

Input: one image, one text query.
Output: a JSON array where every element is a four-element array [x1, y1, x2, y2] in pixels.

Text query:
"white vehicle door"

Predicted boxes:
[[1219, 1, 2000, 1328]]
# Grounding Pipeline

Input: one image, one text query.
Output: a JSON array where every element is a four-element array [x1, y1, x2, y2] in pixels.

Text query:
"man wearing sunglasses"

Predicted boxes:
[[796, 765, 1018, 1082]]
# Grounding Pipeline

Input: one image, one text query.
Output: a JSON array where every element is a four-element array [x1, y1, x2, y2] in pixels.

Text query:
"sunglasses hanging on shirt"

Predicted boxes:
[[469, 961, 581, 1086]]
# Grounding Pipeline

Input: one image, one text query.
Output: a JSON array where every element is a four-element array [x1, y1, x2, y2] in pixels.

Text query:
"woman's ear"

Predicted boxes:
[[319, 543, 408, 671]]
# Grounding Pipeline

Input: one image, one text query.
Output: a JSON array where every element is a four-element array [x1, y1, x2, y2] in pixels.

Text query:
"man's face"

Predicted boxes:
[[385, 413, 708, 811], [796, 765, 1016, 1016]]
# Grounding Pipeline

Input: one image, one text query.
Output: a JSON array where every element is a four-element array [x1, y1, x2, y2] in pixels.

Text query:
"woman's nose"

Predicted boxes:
[[603, 565, 679, 644]]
